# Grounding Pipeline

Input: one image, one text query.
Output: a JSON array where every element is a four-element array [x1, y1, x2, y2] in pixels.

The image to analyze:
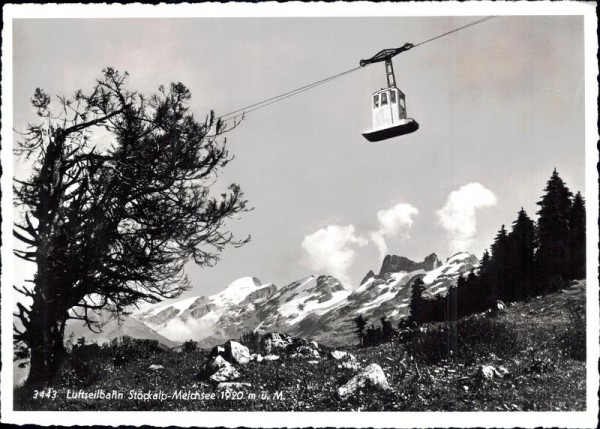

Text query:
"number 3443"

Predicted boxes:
[[33, 388, 57, 400]]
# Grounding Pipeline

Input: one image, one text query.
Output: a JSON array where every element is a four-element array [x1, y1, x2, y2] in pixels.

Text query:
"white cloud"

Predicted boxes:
[[301, 225, 367, 287], [436, 183, 497, 254], [370, 203, 419, 258]]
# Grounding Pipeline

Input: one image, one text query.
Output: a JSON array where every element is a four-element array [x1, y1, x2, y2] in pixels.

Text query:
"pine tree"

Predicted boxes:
[[454, 274, 467, 318], [508, 208, 536, 301], [409, 278, 427, 324], [446, 285, 458, 322], [353, 314, 368, 346], [13, 69, 250, 386], [568, 192, 586, 280], [536, 169, 573, 291], [380, 316, 395, 341], [490, 225, 510, 303]]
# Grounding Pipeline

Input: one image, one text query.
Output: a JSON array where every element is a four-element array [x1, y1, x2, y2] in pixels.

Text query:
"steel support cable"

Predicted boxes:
[[219, 15, 497, 122], [412, 15, 497, 48], [219, 66, 362, 121]]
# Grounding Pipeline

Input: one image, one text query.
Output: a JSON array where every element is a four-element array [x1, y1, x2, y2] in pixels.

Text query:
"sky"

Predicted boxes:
[[11, 14, 586, 300]]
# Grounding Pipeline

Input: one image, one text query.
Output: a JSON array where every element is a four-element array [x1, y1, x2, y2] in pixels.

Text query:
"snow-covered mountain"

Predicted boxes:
[[138, 277, 278, 346], [64, 310, 178, 348], [135, 252, 478, 347]]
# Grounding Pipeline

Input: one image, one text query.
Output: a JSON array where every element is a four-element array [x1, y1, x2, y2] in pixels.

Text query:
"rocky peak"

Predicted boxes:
[[423, 253, 443, 270], [360, 270, 376, 286], [315, 275, 346, 292], [241, 284, 278, 304], [378, 253, 442, 276]]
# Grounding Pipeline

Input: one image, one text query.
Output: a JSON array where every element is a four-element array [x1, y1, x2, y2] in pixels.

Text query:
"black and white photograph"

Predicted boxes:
[[1, 2, 598, 428]]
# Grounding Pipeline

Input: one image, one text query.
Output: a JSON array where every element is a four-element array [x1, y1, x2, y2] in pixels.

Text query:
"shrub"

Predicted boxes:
[[103, 336, 165, 366], [405, 316, 519, 365], [182, 339, 198, 353], [62, 341, 104, 387]]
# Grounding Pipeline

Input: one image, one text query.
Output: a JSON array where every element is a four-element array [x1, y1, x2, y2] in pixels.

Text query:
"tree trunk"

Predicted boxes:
[[24, 293, 66, 388]]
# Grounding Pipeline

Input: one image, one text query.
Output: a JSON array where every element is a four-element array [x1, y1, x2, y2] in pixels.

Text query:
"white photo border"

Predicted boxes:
[[1, 2, 598, 427]]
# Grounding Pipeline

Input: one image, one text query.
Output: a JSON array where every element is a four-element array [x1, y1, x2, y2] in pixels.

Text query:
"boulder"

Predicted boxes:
[[224, 340, 251, 365], [250, 353, 264, 363], [206, 355, 231, 373], [210, 341, 251, 365], [148, 364, 164, 371], [338, 364, 390, 400], [329, 350, 351, 360], [210, 365, 240, 382], [292, 345, 320, 359], [497, 366, 510, 378], [209, 345, 226, 358], [496, 300, 506, 311], [261, 333, 293, 354], [478, 365, 506, 380], [338, 359, 359, 371], [263, 355, 280, 361], [216, 382, 251, 392], [329, 351, 359, 370]]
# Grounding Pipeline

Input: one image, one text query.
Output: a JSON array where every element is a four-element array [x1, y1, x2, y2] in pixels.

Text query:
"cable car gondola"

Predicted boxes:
[[360, 43, 419, 142]]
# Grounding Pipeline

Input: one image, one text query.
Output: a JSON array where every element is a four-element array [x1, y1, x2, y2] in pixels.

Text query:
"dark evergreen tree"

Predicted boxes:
[[364, 324, 382, 347], [409, 278, 427, 324], [446, 285, 458, 322], [380, 316, 395, 341], [536, 169, 573, 291], [568, 192, 586, 280], [469, 249, 493, 312], [507, 208, 536, 301], [489, 225, 510, 303], [353, 314, 368, 346], [480, 249, 491, 277]]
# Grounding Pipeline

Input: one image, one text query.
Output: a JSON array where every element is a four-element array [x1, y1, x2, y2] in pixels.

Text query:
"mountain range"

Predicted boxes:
[[95, 252, 477, 348]]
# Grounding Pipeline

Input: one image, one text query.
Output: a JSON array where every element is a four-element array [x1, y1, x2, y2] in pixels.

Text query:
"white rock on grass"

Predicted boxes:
[[210, 365, 240, 382], [216, 382, 251, 392], [338, 364, 390, 400], [291, 346, 320, 359], [329, 350, 350, 360], [497, 366, 510, 378], [249, 353, 264, 363], [224, 340, 251, 365], [206, 355, 231, 373], [330, 350, 359, 371], [263, 355, 280, 361], [478, 365, 507, 380], [338, 359, 360, 371], [148, 364, 164, 371], [261, 333, 293, 354]]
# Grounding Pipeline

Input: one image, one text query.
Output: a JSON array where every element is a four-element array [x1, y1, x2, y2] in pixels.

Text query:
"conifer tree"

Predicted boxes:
[[568, 192, 586, 280], [409, 278, 426, 324], [490, 225, 510, 302], [353, 314, 368, 346], [508, 208, 536, 300], [380, 316, 395, 341], [536, 169, 573, 291]]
